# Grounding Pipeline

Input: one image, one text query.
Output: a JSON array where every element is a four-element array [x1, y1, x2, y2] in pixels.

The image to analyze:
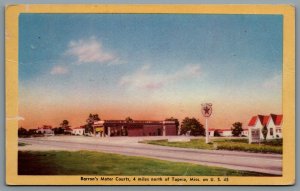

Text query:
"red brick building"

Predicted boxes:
[[93, 120, 177, 137]]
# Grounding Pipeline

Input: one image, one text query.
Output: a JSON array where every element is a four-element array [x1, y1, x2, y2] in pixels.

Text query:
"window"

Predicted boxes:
[[270, 128, 273, 136], [277, 129, 281, 133]]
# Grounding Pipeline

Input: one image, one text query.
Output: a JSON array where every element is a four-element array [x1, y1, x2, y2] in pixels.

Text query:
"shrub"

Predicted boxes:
[[216, 142, 282, 154]]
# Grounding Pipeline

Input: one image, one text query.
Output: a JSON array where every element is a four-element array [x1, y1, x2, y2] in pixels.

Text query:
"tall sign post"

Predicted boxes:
[[201, 103, 212, 144]]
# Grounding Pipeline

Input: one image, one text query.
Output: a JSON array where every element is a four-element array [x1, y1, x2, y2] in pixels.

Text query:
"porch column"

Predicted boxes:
[[107, 127, 111, 137], [248, 128, 252, 144], [163, 125, 166, 136]]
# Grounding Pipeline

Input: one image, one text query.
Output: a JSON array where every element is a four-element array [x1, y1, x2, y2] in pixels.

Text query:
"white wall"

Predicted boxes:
[[221, 131, 232, 137], [72, 129, 84, 135]]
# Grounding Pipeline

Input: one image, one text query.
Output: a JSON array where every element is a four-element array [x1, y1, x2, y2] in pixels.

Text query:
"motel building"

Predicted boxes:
[[36, 125, 54, 135], [218, 129, 233, 137], [248, 114, 283, 142], [72, 126, 85, 136], [92, 120, 177, 137]]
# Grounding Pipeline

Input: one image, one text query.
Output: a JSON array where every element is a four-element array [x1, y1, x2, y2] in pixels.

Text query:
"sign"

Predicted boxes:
[[201, 103, 212, 118], [95, 127, 104, 132], [201, 103, 212, 144]]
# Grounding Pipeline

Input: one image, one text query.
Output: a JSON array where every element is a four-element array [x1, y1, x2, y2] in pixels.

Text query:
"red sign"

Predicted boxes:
[[201, 103, 212, 117]]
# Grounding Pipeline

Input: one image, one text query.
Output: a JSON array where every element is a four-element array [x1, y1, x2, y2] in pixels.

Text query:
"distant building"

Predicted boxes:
[[218, 129, 233, 137], [36, 125, 54, 135], [241, 128, 249, 137], [209, 128, 248, 137], [64, 127, 73, 135], [92, 120, 177, 137], [248, 114, 283, 140], [72, 126, 85, 136], [208, 129, 215, 137]]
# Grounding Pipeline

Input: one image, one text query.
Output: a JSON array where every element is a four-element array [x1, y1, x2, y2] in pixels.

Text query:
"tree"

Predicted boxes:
[[231, 122, 243, 137], [53, 127, 64, 135], [18, 127, 27, 137], [214, 130, 221, 137], [165, 117, 180, 134], [28, 129, 37, 136], [60, 120, 69, 129], [93, 114, 100, 121], [57, 120, 70, 135], [180, 117, 205, 136], [125, 117, 133, 122], [85, 113, 101, 135], [262, 125, 268, 140]]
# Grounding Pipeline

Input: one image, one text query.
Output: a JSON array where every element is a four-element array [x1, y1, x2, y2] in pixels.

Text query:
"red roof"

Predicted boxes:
[[39, 125, 52, 129], [258, 115, 270, 126], [73, 126, 85, 129], [248, 114, 283, 127], [270, 114, 283, 126], [248, 116, 257, 126], [215, 129, 232, 132]]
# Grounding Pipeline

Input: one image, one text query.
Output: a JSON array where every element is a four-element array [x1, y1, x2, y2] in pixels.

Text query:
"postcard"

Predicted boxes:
[[5, 4, 295, 185]]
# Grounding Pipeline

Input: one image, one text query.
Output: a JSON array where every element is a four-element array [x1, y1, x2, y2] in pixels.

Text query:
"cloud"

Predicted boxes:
[[262, 73, 282, 89], [65, 36, 119, 64], [120, 64, 201, 90], [6, 115, 25, 121], [50, 66, 69, 75]]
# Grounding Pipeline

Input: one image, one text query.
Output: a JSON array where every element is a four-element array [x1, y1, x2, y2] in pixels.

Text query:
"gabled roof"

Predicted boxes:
[[270, 114, 283, 126], [248, 116, 258, 126], [258, 115, 270, 126], [248, 115, 270, 126], [248, 114, 283, 127]]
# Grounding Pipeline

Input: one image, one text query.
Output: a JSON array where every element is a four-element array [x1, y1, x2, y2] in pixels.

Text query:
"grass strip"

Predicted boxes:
[[142, 138, 282, 154], [18, 150, 273, 176]]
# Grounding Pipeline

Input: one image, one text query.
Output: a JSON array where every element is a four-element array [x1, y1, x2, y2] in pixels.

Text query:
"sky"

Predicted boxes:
[[19, 14, 283, 129]]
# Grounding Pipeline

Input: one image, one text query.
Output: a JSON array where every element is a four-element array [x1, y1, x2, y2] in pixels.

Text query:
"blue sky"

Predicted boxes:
[[19, 14, 283, 128]]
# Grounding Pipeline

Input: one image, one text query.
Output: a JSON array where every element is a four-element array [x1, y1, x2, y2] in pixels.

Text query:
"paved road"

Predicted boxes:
[[19, 137, 282, 175]]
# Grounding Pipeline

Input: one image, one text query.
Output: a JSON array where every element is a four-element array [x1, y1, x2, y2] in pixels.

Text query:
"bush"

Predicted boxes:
[[260, 139, 283, 146], [216, 142, 282, 154], [213, 139, 248, 143]]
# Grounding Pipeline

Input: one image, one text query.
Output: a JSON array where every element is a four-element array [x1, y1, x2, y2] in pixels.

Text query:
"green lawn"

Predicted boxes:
[[141, 138, 282, 154], [142, 139, 215, 150], [18, 142, 29, 146], [18, 151, 272, 176]]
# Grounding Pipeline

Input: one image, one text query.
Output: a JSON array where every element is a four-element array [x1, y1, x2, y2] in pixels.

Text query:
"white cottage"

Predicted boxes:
[[208, 128, 215, 137], [72, 126, 85, 136], [36, 125, 54, 136], [241, 128, 249, 137], [248, 114, 283, 141], [219, 129, 233, 137]]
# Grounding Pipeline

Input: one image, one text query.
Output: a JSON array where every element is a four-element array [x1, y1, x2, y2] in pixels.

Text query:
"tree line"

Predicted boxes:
[[18, 114, 245, 137]]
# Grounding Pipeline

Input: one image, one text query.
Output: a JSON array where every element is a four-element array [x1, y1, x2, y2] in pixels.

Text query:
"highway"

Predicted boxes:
[[19, 137, 282, 175]]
